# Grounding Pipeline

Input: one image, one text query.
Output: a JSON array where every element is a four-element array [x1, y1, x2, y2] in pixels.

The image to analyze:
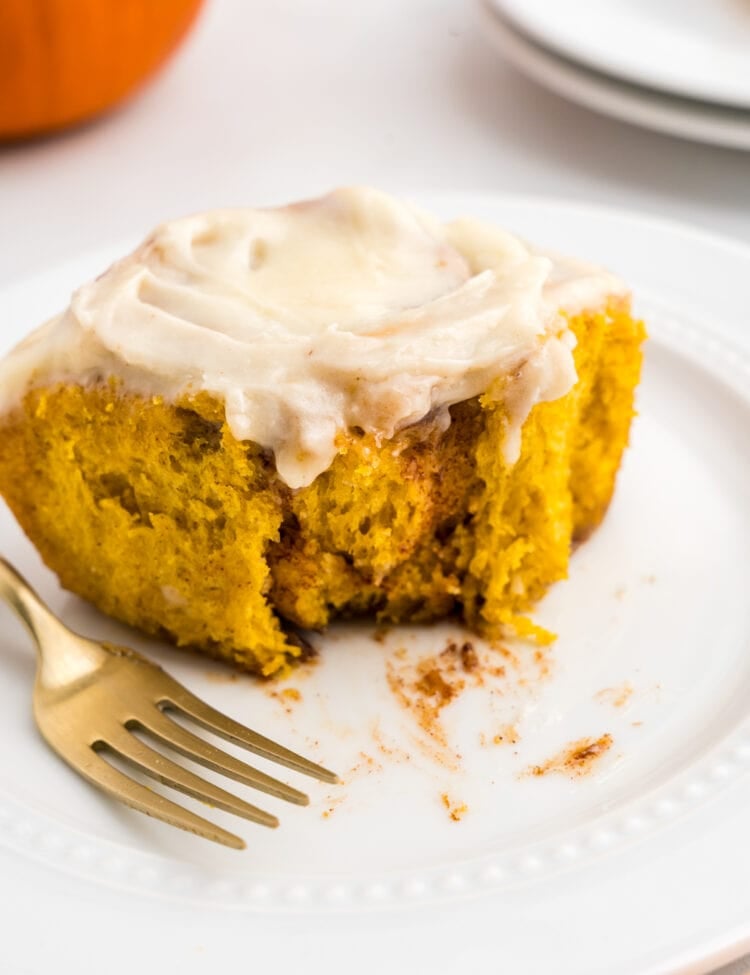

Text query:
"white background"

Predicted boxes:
[[0, 2, 748, 973]]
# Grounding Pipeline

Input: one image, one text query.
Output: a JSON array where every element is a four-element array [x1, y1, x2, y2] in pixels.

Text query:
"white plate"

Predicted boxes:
[[1, 196, 750, 975], [490, 0, 750, 110], [479, 1, 750, 152]]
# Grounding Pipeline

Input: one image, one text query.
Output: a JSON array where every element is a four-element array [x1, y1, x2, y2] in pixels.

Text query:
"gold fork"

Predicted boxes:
[[0, 557, 337, 850]]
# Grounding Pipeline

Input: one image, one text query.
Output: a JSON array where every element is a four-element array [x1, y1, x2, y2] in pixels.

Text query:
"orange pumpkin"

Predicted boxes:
[[0, 0, 205, 139]]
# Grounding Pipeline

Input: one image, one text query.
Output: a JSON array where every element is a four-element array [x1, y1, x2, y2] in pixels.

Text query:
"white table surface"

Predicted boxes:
[[0, 2, 748, 973]]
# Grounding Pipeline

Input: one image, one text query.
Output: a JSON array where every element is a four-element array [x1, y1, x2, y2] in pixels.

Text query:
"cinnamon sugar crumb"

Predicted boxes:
[[440, 793, 468, 822], [479, 724, 520, 747], [415, 666, 458, 705], [532, 647, 551, 680], [460, 642, 479, 672], [356, 750, 381, 770], [268, 686, 303, 714], [525, 734, 614, 779], [493, 724, 520, 745]]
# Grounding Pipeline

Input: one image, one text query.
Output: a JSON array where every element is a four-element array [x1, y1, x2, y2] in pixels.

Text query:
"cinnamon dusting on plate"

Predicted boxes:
[[321, 750, 384, 820], [385, 636, 550, 765], [524, 734, 614, 779], [372, 720, 413, 763], [385, 638, 507, 752], [594, 682, 634, 709]]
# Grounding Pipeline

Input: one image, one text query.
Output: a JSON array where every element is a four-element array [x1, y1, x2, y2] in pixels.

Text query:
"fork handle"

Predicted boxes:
[[0, 557, 112, 689], [0, 554, 92, 658], [0, 557, 67, 646]]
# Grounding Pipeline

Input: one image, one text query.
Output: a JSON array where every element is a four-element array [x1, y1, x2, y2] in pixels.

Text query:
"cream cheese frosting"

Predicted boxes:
[[0, 187, 627, 488]]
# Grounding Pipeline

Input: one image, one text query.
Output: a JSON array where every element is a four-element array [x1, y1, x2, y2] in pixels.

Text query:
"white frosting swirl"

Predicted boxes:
[[0, 188, 627, 487]]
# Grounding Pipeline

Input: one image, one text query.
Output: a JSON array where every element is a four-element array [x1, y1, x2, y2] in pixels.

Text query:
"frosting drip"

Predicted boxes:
[[0, 187, 627, 487]]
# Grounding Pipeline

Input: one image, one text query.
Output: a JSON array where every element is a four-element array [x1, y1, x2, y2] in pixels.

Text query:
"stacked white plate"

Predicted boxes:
[[480, 0, 750, 150]]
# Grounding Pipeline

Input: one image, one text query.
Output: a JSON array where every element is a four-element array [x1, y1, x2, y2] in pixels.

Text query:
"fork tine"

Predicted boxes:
[[160, 680, 340, 784], [134, 710, 309, 806], [102, 731, 279, 829], [59, 743, 246, 849]]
